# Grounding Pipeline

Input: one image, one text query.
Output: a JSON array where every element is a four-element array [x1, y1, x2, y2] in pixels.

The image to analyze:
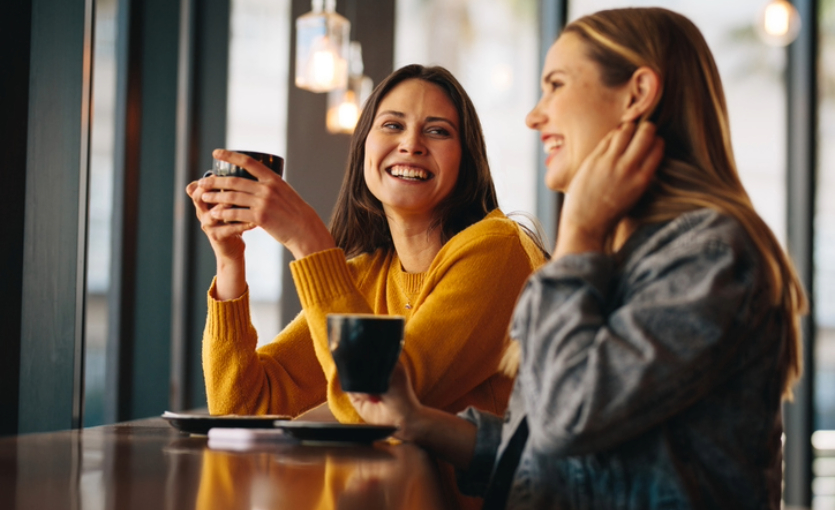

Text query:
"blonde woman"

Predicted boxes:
[[349, 8, 806, 510]]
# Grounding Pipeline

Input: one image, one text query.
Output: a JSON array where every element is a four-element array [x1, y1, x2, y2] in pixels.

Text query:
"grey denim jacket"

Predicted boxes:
[[458, 208, 787, 509]]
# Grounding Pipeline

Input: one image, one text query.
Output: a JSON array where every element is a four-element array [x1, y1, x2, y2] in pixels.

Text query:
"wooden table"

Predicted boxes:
[[0, 417, 455, 509]]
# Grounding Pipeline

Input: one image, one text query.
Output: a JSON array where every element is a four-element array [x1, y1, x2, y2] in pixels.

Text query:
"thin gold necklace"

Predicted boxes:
[[390, 255, 420, 310]]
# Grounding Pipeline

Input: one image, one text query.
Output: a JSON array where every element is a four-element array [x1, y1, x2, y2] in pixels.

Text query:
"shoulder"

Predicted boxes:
[[439, 209, 547, 268], [464, 209, 521, 236], [627, 209, 753, 260], [622, 208, 760, 286]]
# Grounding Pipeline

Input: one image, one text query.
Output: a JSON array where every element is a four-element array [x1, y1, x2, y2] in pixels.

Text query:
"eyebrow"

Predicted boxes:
[[376, 110, 458, 130]]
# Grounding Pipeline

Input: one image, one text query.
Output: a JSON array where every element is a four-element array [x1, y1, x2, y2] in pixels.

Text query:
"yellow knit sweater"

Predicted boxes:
[[202, 209, 547, 422]]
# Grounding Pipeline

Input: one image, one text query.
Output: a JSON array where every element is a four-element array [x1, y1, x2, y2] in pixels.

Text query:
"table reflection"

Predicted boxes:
[[195, 441, 447, 510], [0, 418, 452, 510]]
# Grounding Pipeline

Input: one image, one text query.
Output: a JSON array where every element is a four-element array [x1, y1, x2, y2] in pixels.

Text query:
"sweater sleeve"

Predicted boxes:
[[202, 278, 327, 416], [291, 219, 545, 423]]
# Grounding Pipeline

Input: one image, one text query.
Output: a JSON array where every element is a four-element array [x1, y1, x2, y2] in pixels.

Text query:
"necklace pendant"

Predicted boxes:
[[405, 303, 412, 310]]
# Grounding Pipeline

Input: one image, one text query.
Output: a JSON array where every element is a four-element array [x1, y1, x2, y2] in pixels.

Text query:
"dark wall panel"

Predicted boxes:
[[128, 0, 182, 420], [185, 0, 231, 410], [18, 0, 93, 433]]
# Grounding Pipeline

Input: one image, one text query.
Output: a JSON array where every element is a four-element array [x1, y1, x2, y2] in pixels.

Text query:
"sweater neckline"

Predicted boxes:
[[390, 254, 426, 309]]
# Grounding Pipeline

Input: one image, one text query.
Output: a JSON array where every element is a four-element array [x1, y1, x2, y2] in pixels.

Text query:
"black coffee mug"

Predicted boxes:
[[204, 150, 284, 180], [328, 314, 405, 394]]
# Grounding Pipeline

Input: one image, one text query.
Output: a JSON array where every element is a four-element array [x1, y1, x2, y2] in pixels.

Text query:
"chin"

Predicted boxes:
[[544, 167, 568, 192]]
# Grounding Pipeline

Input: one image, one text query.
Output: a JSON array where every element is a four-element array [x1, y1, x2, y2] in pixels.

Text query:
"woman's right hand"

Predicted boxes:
[[186, 179, 254, 300], [186, 179, 254, 263]]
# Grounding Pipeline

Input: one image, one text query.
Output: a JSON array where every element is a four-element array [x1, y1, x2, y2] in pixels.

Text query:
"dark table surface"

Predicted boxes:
[[0, 416, 455, 510]]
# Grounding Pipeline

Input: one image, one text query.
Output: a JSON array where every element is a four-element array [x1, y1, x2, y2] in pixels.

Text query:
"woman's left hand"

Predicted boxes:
[[557, 121, 664, 256], [347, 363, 425, 441], [199, 149, 336, 259]]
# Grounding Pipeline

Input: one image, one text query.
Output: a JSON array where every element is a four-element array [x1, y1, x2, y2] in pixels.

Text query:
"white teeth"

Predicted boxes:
[[544, 138, 564, 154], [389, 165, 430, 180]]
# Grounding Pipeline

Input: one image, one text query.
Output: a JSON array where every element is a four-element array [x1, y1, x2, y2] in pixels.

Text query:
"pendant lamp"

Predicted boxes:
[[327, 42, 373, 134], [295, 0, 350, 92]]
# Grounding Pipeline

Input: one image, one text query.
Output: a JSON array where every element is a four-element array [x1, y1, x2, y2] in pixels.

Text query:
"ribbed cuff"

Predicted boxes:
[[206, 277, 254, 344], [289, 248, 354, 307]]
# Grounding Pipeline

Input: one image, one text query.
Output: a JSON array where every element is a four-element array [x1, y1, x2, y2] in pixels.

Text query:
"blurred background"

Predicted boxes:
[[5, 0, 830, 508]]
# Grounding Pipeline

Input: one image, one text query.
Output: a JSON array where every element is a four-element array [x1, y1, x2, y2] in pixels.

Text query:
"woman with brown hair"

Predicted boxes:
[[186, 64, 547, 431], [349, 8, 806, 509]]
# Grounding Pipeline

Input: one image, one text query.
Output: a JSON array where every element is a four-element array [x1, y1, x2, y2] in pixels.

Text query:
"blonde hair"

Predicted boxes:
[[505, 8, 806, 399]]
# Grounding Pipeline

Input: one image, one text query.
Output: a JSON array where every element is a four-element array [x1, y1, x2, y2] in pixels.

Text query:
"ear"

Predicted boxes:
[[620, 67, 660, 123]]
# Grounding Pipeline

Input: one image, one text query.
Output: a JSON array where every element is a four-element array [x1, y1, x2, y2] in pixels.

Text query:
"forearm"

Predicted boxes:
[[203, 285, 327, 416], [405, 406, 478, 470]]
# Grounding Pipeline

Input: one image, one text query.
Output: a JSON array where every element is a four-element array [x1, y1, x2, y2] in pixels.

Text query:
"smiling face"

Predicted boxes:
[[363, 79, 462, 224], [526, 33, 631, 192]]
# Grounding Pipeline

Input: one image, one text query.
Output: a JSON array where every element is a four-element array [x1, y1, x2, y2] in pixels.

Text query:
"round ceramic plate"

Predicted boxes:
[[162, 411, 290, 435]]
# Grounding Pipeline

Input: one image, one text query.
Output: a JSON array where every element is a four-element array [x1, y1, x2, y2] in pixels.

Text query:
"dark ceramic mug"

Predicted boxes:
[[327, 314, 405, 394], [204, 150, 284, 180]]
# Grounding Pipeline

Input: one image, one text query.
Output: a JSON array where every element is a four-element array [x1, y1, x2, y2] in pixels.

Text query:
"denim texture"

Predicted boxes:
[[459, 209, 786, 510]]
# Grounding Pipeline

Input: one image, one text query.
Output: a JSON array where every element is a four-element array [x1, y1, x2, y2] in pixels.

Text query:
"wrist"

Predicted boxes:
[[555, 222, 607, 257], [396, 403, 432, 443], [215, 254, 247, 301], [288, 234, 336, 260]]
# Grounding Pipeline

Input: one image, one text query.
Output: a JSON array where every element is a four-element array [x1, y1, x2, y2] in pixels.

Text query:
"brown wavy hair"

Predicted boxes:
[[329, 64, 502, 258], [561, 7, 807, 399]]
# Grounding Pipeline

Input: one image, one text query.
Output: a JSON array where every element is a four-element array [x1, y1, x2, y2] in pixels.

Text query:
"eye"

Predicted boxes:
[[547, 79, 563, 92], [381, 120, 403, 131], [426, 126, 453, 137]]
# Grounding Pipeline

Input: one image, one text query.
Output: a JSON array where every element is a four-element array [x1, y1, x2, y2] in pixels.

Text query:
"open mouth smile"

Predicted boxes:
[[387, 164, 434, 182], [543, 137, 564, 154]]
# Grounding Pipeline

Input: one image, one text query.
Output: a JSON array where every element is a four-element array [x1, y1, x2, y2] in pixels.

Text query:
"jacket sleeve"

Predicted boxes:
[[202, 279, 327, 416], [291, 228, 543, 423], [456, 407, 505, 497], [514, 232, 759, 456]]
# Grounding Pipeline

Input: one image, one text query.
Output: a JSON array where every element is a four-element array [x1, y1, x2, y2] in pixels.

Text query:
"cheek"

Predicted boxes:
[[362, 158, 375, 188]]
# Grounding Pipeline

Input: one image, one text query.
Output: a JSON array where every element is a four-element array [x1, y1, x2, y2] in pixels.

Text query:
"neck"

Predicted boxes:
[[613, 218, 639, 252], [387, 213, 443, 274]]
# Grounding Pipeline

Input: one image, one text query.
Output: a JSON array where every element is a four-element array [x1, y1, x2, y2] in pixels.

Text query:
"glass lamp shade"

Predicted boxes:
[[327, 74, 373, 134], [295, 0, 350, 92], [756, 0, 801, 47]]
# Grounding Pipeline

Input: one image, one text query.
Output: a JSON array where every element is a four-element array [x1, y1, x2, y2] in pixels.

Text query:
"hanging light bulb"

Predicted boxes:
[[327, 42, 373, 134], [295, 0, 350, 92], [756, 0, 801, 47]]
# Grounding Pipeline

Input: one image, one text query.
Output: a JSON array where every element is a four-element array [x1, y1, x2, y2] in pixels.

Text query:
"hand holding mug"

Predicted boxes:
[[197, 149, 335, 259]]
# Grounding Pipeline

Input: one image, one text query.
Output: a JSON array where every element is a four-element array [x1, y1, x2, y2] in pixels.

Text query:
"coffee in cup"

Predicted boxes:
[[327, 314, 405, 394]]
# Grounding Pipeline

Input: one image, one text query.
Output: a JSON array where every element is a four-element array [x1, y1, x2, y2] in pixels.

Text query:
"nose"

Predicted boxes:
[[526, 96, 546, 130], [398, 129, 426, 155]]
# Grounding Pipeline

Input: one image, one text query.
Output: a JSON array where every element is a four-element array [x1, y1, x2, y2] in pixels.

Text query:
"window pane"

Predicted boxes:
[[84, 0, 119, 427], [226, 0, 291, 345], [394, 0, 540, 229], [816, 1, 835, 509]]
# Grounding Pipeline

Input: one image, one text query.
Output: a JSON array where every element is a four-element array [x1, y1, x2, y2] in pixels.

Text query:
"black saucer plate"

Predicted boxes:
[[272, 420, 397, 444]]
